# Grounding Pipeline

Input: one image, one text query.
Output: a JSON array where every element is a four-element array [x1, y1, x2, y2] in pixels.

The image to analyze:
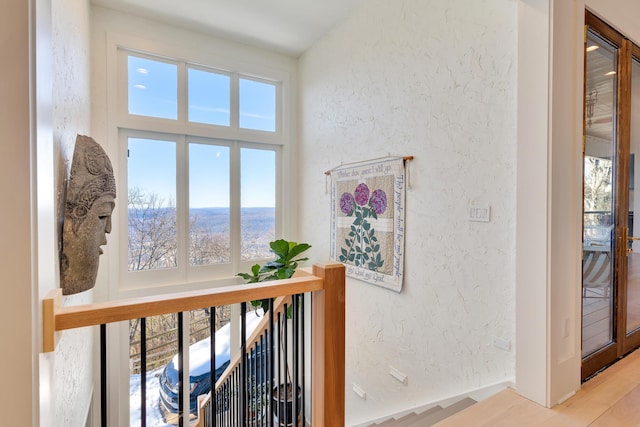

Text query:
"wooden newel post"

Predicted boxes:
[[311, 263, 346, 426]]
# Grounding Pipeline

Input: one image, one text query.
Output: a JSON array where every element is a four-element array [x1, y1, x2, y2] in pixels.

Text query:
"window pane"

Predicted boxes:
[[128, 138, 177, 271], [582, 32, 616, 357], [128, 56, 178, 120], [241, 148, 276, 260], [188, 68, 231, 126], [189, 143, 231, 266], [239, 78, 276, 132]]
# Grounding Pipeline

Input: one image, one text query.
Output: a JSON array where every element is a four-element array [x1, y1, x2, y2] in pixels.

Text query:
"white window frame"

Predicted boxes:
[[119, 129, 283, 289], [104, 34, 293, 294], [98, 29, 296, 426]]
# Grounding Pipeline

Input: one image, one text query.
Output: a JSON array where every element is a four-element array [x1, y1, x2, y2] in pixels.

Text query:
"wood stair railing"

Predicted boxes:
[[42, 262, 346, 427]]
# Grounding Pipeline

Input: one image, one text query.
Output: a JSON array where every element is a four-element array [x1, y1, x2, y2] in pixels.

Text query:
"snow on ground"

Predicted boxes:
[[130, 368, 171, 427]]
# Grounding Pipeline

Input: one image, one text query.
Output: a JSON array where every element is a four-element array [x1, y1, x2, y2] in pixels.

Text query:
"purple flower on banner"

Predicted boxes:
[[370, 189, 387, 215], [354, 183, 370, 206], [340, 192, 355, 215], [338, 182, 386, 272]]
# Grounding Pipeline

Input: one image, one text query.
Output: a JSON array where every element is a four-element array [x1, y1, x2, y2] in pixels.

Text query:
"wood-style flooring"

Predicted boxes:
[[434, 348, 640, 426]]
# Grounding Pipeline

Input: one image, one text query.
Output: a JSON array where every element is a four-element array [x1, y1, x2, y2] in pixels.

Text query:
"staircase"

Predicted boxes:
[[367, 397, 476, 427]]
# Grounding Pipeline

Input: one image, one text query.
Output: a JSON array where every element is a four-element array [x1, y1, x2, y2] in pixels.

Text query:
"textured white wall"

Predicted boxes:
[[298, 0, 517, 424], [51, 0, 95, 425]]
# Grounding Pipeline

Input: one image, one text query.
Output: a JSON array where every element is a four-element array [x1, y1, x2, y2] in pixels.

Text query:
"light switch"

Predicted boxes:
[[469, 205, 491, 222]]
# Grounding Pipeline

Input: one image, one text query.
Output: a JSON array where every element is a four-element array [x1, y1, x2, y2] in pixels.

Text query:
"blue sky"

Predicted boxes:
[[127, 55, 276, 209]]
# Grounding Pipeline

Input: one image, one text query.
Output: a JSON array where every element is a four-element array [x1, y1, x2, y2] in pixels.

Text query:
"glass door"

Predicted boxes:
[[582, 13, 640, 380], [582, 27, 618, 376]]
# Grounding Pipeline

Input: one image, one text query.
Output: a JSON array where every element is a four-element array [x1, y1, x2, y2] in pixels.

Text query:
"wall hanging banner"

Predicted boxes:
[[330, 157, 406, 292]]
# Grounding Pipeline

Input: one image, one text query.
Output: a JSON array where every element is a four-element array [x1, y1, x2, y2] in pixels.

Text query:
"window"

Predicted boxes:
[[128, 56, 178, 120], [239, 78, 276, 131], [118, 50, 283, 288], [188, 68, 230, 126]]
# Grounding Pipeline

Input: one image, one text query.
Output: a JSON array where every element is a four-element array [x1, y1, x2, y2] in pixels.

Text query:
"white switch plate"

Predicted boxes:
[[469, 205, 491, 222]]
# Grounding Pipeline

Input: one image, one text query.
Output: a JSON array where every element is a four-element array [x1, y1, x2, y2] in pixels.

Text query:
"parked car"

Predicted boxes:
[[159, 310, 264, 414]]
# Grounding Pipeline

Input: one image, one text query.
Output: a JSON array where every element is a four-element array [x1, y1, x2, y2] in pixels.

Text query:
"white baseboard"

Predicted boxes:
[[352, 379, 515, 427]]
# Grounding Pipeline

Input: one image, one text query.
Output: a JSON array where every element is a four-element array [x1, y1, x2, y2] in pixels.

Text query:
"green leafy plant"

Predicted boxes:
[[237, 239, 311, 313], [237, 239, 310, 421]]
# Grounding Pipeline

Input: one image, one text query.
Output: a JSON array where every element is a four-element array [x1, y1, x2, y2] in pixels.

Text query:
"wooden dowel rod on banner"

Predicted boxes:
[[324, 155, 413, 175]]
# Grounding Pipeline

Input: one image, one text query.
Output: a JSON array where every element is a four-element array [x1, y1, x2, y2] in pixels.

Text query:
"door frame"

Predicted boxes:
[[582, 11, 640, 380]]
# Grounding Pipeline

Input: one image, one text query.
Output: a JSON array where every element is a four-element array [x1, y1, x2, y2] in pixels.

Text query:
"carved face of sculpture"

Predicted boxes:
[[61, 135, 116, 295]]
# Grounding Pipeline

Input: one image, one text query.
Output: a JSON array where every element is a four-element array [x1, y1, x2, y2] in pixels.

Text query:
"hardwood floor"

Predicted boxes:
[[434, 348, 640, 426]]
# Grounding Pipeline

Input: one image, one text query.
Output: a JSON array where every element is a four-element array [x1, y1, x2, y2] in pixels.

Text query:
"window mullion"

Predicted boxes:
[[230, 74, 240, 129], [178, 62, 188, 125], [176, 135, 189, 278], [230, 142, 242, 273]]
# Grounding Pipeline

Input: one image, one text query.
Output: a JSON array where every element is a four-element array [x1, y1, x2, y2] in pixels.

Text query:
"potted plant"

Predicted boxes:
[[237, 239, 311, 426], [237, 239, 311, 313]]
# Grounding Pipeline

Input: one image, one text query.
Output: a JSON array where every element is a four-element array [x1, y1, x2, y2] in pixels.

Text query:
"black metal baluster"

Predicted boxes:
[[178, 312, 184, 427], [235, 367, 239, 426], [255, 339, 259, 427], [221, 383, 225, 426], [141, 317, 147, 427], [240, 302, 247, 427], [292, 296, 299, 427], [301, 293, 305, 427], [216, 385, 220, 425], [283, 306, 288, 427], [230, 371, 234, 426], [277, 311, 282, 426], [252, 346, 257, 426], [100, 324, 107, 427], [268, 298, 274, 427], [255, 340, 259, 427], [233, 368, 237, 426], [260, 334, 265, 427], [211, 307, 217, 427]]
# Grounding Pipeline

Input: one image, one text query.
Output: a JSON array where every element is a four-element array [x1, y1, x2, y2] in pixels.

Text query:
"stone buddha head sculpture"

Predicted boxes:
[[60, 135, 116, 295]]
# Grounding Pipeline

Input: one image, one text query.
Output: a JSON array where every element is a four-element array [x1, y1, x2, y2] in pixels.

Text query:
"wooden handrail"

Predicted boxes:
[[42, 275, 323, 352]]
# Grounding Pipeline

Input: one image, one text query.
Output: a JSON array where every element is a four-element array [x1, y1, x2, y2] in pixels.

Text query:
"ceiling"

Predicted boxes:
[[585, 41, 617, 142], [91, 0, 362, 56]]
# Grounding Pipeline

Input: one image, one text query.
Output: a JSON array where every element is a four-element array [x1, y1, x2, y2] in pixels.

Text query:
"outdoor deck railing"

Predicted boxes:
[[42, 263, 345, 427]]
